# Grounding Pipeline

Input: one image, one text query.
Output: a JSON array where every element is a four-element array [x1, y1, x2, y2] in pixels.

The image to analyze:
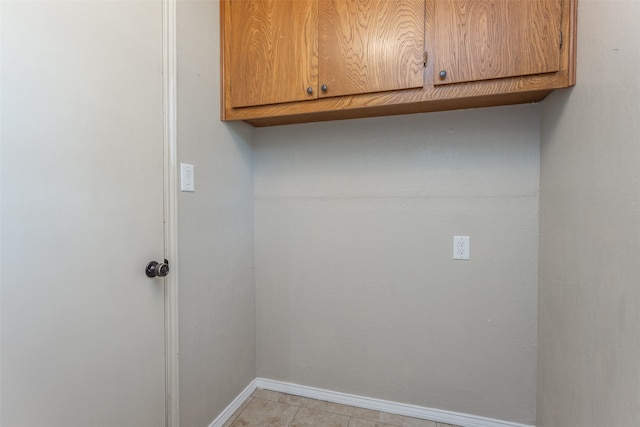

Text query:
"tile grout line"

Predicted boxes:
[[286, 405, 301, 427]]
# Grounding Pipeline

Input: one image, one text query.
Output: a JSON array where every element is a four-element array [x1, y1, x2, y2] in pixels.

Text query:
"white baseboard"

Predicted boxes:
[[208, 378, 258, 427], [210, 377, 534, 427]]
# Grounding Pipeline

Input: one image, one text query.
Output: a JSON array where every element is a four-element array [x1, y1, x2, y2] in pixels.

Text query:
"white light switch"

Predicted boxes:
[[453, 236, 470, 260], [180, 163, 195, 192]]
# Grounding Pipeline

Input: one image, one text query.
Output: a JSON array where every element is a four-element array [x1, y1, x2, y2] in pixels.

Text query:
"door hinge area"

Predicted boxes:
[[423, 51, 428, 67], [560, 31, 563, 49]]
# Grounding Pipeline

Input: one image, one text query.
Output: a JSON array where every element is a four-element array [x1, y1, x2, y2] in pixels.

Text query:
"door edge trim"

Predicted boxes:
[[162, 0, 180, 426]]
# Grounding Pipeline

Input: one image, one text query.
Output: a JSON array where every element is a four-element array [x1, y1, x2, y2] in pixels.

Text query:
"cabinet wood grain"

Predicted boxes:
[[433, 0, 562, 85], [227, 0, 318, 107], [319, 0, 425, 98]]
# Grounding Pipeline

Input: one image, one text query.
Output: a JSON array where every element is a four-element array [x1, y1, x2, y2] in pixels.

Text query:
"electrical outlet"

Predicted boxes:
[[453, 236, 470, 260]]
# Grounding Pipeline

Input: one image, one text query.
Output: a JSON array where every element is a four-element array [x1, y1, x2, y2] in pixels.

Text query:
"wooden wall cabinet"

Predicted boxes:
[[221, 0, 576, 127], [226, 0, 318, 108]]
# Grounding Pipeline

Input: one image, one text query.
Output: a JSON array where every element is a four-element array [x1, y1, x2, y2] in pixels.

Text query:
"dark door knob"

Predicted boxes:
[[321, 84, 328, 93], [306, 87, 313, 95], [439, 70, 447, 79], [146, 259, 169, 278]]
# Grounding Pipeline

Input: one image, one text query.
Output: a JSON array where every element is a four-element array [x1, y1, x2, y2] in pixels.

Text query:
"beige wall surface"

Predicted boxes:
[[254, 105, 541, 425], [538, 1, 640, 426], [177, 1, 256, 426]]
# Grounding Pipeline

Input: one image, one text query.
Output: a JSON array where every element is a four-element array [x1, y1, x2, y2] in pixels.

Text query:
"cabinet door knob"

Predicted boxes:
[[321, 84, 328, 93], [439, 70, 447, 79], [306, 87, 313, 95]]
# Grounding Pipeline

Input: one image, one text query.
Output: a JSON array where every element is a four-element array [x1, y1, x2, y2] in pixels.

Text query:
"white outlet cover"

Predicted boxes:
[[453, 236, 470, 260]]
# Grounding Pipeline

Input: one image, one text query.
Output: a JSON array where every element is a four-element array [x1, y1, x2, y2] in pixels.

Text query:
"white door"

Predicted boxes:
[[1, 1, 167, 426]]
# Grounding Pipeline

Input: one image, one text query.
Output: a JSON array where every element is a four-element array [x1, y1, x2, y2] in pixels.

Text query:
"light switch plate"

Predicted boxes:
[[180, 163, 195, 192]]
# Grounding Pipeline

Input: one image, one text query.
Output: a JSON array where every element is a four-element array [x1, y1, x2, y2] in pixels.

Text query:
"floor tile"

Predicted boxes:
[[278, 393, 330, 411], [225, 389, 462, 427], [378, 412, 438, 427], [222, 397, 253, 427], [252, 388, 283, 402], [289, 407, 350, 427], [229, 398, 298, 426], [348, 418, 395, 427], [325, 401, 381, 421]]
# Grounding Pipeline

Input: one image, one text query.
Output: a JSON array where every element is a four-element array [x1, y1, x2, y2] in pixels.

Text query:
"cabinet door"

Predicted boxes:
[[228, 0, 318, 107], [433, 0, 562, 85], [319, 0, 425, 98]]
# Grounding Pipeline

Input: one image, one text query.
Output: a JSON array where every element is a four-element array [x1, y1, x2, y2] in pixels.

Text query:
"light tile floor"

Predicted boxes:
[[223, 389, 462, 427]]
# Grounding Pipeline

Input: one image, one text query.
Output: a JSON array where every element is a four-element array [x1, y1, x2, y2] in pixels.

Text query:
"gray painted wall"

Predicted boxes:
[[10, 0, 638, 424], [177, 1, 256, 425], [254, 105, 541, 425], [538, 1, 640, 426]]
